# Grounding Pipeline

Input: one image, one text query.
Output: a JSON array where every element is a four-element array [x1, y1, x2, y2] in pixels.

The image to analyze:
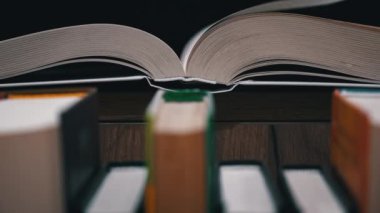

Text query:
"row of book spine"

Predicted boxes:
[[0, 88, 379, 212]]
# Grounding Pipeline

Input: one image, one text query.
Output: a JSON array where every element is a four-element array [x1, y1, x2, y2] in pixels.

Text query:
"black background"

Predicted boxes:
[[0, 0, 379, 55]]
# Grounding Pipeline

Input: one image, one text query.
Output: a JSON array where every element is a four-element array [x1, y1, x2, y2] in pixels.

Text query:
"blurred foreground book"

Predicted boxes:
[[0, 88, 98, 213], [145, 90, 217, 213], [331, 89, 380, 213]]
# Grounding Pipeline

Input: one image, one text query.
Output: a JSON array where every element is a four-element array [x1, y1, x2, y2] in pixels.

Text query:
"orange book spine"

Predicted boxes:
[[330, 90, 370, 213], [153, 131, 206, 213]]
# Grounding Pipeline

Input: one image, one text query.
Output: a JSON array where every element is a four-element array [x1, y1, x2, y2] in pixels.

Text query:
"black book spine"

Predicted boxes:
[[59, 90, 100, 213]]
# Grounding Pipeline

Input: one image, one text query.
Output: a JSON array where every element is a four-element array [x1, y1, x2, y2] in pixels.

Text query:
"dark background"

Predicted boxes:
[[0, 0, 379, 55]]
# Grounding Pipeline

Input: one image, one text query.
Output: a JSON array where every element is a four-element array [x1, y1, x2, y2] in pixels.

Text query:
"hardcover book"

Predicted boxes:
[[331, 88, 380, 213], [144, 90, 217, 213], [0, 0, 379, 91], [0, 88, 98, 213]]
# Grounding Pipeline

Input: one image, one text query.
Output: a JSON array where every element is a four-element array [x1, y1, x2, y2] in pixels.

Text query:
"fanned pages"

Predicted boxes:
[[0, 0, 379, 90], [185, 13, 380, 84], [0, 24, 183, 80]]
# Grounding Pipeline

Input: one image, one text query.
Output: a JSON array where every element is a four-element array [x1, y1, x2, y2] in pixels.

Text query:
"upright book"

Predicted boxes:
[[0, 88, 98, 213], [145, 90, 217, 213], [0, 0, 379, 90], [331, 88, 380, 213]]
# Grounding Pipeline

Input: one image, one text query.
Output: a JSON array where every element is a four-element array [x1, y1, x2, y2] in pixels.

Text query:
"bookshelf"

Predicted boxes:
[[96, 81, 333, 183]]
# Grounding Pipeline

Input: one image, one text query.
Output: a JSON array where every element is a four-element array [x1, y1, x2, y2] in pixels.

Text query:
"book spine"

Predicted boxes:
[[144, 90, 215, 213], [144, 113, 156, 213], [205, 95, 218, 213], [154, 131, 207, 213], [60, 91, 100, 212], [330, 90, 370, 213]]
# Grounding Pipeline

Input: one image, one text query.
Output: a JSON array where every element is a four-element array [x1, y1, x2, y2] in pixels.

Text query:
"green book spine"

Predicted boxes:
[[165, 90, 218, 213], [145, 90, 218, 213]]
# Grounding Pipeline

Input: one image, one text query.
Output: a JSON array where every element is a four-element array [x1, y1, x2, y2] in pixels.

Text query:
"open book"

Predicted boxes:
[[0, 0, 379, 91]]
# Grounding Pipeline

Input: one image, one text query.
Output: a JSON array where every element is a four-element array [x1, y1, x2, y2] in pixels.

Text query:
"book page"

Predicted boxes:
[[0, 97, 79, 135], [342, 90, 380, 125], [284, 169, 344, 213], [85, 167, 147, 213], [220, 165, 275, 212], [0, 24, 184, 81], [230, 0, 345, 17], [180, 0, 345, 70]]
